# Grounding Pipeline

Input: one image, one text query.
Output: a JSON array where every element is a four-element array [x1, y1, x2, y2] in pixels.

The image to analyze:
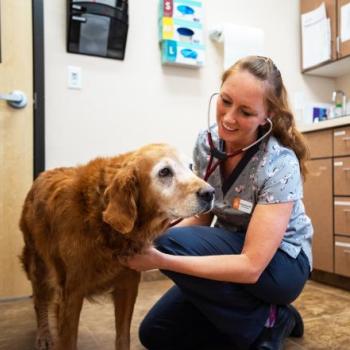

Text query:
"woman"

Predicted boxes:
[[126, 56, 313, 350]]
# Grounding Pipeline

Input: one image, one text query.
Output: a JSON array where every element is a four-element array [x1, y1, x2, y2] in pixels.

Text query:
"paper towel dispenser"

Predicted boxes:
[[67, 0, 129, 60]]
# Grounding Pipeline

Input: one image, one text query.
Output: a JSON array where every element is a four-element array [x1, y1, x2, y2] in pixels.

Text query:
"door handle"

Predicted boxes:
[[0, 90, 27, 109]]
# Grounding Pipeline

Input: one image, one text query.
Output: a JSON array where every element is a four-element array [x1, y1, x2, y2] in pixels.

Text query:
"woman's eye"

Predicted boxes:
[[241, 109, 253, 116], [220, 95, 231, 106], [158, 167, 173, 177]]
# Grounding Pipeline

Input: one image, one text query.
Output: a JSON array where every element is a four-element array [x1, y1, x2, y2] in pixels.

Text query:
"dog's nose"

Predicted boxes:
[[197, 187, 215, 203]]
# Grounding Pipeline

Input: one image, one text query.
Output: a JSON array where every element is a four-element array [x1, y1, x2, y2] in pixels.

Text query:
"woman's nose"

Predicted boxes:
[[223, 107, 238, 121]]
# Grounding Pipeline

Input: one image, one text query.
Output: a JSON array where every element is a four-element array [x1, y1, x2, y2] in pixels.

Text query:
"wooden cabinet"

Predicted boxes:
[[335, 236, 350, 277], [334, 197, 350, 236], [305, 129, 333, 158], [338, 0, 350, 58], [334, 157, 350, 195], [301, 0, 350, 77], [304, 124, 350, 278], [304, 158, 333, 272], [334, 126, 350, 156]]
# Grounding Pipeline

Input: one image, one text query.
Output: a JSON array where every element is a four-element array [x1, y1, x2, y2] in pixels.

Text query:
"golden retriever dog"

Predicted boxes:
[[19, 143, 214, 350]]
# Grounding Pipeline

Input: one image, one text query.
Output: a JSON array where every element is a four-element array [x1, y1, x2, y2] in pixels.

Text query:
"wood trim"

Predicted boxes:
[[311, 269, 350, 291]]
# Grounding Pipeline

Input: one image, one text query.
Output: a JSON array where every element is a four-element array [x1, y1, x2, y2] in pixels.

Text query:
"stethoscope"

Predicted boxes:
[[169, 93, 273, 228], [204, 92, 273, 181]]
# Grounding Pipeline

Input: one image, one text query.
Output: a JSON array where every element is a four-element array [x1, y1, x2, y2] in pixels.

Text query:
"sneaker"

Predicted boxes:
[[250, 304, 304, 350]]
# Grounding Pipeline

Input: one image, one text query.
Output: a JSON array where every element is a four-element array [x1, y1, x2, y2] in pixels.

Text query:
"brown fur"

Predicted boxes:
[[19, 143, 213, 350]]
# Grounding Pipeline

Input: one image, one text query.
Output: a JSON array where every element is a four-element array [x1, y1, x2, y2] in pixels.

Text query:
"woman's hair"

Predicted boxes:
[[222, 55, 309, 178]]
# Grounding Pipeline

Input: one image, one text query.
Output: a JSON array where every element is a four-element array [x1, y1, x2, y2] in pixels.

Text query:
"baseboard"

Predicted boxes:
[[311, 270, 350, 291]]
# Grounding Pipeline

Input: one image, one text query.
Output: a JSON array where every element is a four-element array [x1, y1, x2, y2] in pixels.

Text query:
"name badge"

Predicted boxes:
[[232, 197, 253, 214]]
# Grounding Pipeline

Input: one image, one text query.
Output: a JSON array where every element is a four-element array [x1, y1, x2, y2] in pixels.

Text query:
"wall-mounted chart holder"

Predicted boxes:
[[67, 0, 128, 60]]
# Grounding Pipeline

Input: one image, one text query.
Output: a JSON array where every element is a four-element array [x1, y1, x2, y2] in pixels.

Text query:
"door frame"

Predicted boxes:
[[33, 0, 45, 177]]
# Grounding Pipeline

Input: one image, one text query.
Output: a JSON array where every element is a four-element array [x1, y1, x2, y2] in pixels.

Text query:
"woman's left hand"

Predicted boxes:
[[123, 246, 166, 272]]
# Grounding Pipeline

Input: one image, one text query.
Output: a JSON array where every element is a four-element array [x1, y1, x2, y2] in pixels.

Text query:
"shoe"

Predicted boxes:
[[288, 304, 303, 338], [250, 305, 304, 350]]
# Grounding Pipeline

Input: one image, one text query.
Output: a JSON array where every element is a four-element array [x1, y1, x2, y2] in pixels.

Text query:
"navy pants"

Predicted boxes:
[[139, 226, 310, 350]]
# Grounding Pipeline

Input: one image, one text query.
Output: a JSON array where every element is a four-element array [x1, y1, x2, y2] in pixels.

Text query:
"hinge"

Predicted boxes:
[[33, 91, 37, 110], [336, 36, 340, 55]]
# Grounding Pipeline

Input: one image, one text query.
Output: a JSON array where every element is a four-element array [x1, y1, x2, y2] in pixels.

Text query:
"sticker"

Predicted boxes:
[[232, 197, 253, 214], [334, 130, 346, 136], [334, 162, 343, 167]]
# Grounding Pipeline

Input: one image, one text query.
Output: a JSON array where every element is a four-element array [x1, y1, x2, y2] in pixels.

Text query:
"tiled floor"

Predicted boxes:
[[0, 278, 349, 349]]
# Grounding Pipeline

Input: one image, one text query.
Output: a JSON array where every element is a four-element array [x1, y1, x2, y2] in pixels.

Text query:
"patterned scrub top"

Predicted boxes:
[[193, 125, 314, 271]]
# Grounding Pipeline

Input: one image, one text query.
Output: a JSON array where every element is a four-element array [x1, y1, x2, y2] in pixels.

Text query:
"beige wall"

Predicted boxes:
[[336, 73, 350, 99], [44, 0, 337, 169]]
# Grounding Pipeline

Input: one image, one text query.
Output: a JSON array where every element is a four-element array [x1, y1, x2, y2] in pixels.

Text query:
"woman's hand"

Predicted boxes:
[[124, 246, 166, 272]]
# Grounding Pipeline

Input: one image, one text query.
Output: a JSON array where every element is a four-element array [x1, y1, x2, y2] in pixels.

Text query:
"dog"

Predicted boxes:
[[19, 143, 214, 350]]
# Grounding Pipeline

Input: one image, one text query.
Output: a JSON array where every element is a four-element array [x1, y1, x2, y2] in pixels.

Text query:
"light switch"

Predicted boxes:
[[68, 66, 82, 89]]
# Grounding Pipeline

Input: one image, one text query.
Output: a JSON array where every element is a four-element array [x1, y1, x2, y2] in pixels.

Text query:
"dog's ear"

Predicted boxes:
[[102, 166, 138, 234]]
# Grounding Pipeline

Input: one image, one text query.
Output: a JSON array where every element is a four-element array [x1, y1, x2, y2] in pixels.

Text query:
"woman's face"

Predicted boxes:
[[216, 70, 269, 152]]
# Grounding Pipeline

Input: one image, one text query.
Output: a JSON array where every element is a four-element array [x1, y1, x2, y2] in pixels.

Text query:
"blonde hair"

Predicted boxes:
[[222, 55, 309, 178]]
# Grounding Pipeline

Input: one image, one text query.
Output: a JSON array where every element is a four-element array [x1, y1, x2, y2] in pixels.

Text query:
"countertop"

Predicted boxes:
[[297, 115, 350, 133]]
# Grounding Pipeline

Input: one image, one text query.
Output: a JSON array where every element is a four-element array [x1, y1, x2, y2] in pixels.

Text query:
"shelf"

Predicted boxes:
[[302, 55, 350, 78], [298, 115, 350, 133]]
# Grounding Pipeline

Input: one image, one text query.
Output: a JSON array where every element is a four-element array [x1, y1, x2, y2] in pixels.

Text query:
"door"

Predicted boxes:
[[304, 158, 334, 273], [338, 0, 350, 58], [0, 0, 33, 297]]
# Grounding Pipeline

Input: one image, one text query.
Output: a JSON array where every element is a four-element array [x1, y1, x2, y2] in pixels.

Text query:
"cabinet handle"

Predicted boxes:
[[342, 136, 350, 142], [343, 209, 350, 214], [335, 241, 350, 248], [344, 250, 350, 255], [343, 168, 350, 172]]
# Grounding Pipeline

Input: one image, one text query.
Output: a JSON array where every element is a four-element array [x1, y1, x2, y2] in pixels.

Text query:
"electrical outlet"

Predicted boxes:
[[68, 66, 82, 89]]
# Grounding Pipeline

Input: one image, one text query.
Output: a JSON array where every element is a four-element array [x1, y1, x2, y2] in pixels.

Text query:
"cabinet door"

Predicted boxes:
[[334, 157, 350, 195], [304, 129, 333, 158], [304, 159, 333, 272], [300, 0, 338, 65], [335, 236, 350, 277], [334, 197, 350, 236], [333, 127, 350, 156], [338, 0, 350, 58]]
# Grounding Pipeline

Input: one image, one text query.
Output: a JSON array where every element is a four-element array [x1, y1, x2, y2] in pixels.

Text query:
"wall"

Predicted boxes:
[[336, 73, 350, 108], [44, 0, 336, 169]]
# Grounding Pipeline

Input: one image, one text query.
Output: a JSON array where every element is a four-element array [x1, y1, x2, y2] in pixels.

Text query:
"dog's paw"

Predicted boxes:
[[35, 331, 54, 350]]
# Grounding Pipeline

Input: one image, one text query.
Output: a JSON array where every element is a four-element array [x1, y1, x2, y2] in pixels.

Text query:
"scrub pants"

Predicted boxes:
[[139, 226, 310, 350]]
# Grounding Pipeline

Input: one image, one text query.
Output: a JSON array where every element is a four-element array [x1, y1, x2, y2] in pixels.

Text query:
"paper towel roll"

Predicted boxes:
[[209, 23, 265, 69]]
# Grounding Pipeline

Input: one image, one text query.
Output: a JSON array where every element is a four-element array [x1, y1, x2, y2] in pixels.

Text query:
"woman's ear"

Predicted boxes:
[[102, 166, 138, 234]]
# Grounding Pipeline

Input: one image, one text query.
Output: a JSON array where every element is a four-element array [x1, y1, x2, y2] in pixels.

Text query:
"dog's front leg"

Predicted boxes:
[[112, 269, 141, 350], [55, 288, 84, 350]]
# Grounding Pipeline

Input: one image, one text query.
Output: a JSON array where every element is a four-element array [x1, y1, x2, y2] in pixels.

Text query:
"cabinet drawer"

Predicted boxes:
[[334, 127, 350, 156], [334, 157, 350, 195], [335, 236, 350, 278], [334, 198, 350, 236], [304, 129, 332, 159]]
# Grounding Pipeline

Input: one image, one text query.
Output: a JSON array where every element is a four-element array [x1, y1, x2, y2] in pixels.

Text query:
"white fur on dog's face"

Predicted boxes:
[[149, 152, 214, 220]]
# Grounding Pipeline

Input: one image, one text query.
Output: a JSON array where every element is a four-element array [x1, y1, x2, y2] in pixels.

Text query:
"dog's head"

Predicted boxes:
[[102, 144, 214, 234]]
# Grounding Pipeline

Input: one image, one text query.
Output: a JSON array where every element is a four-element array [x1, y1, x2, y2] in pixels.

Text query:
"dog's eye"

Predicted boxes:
[[158, 167, 173, 178]]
